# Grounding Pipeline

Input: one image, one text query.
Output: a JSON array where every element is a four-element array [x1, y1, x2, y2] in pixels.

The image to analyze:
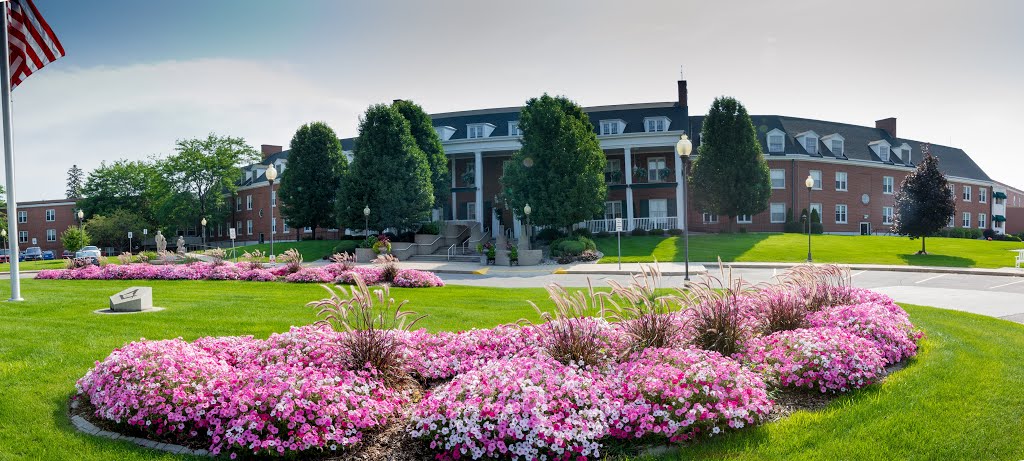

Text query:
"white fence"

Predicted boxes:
[[577, 217, 679, 233]]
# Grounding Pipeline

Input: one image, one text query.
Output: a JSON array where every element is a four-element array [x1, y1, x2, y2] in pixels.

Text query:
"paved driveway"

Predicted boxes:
[[440, 267, 1024, 324]]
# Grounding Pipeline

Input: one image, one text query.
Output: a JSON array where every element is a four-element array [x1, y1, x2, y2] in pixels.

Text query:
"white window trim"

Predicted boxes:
[[604, 201, 623, 220], [17, 211, 26, 223], [647, 157, 667, 183], [962, 212, 971, 228], [46, 229, 56, 242], [766, 129, 786, 153], [246, 220, 253, 235], [882, 207, 894, 225], [835, 204, 848, 224], [810, 170, 822, 190], [467, 202, 477, 221], [599, 119, 625, 136], [835, 172, 848, 191], [643, 116, 671, 133], [978, 213, 987, 228], [883, 176, 894, 195], [979, 188, 987, 204], [434, 126, 456, 141], [507, 121, 521, 137], [735, 214, 752, 224], [770, 203, 786, 224], [45, 209, 55, 222], [702, 212, 719, 224], [770, 169, 786, 189], [246, 195, 253, 210], [466, 123, 495, 139], [963, 186, 972, 202]]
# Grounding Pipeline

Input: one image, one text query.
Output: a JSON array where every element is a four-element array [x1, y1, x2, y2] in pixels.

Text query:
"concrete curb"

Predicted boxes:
[[68, 399, 211, 457], [0, 270, 40, 276], [694, 262, 1024, 278]]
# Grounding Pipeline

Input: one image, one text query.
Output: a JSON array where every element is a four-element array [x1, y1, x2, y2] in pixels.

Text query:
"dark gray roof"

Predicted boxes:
[[237, 139, 358, 186], [688, 115, 992, 182], [430, 101, 688, 140]]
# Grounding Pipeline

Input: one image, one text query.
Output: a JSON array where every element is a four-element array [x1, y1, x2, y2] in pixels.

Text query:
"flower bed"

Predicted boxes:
[[74, 270, 921, 459], [36, 262, 443, 287]]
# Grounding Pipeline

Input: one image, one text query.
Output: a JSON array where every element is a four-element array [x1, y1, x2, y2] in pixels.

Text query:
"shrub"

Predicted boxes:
[[116, 252, 133, 265], [738, 227, 748, 234], [606, 348, 772, 443], [571, 227, 593, 239], [631, 228, 648, 236], [596, 230, 611, 238], [649, 228, 665, 236], [526, 284, 627, 366], [744, 327, 885, 393], [372, 234, 392, 254], [1001, 234, 1022, 242], [551, 238, 585, 257], [238, 249, 264, 270], [983, 228, 996, 239], [535, 227, 565, 242], [308, 275, 424, 384], [205, 247, 226, 265], [668, 228, 683, 236], [410, 356, 611, 460], [358, 234, 378, 249], [578, 249, 600, 261], [418, 221, 441, 235], [783, 221, 803, 233]]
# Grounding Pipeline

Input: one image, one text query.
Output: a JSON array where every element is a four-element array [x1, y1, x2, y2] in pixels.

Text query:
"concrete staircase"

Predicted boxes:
[[407, 221, 483, 263]]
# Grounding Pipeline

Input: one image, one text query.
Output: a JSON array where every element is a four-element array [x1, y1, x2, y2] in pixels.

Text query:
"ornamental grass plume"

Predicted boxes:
[[239, 249, 265, 270], [755, 285, 810, 334], [277, 248, 303, 274], [680, 260, 756, 356], [602, 264, 686, 352], [523, 281, 614, 366], [330, 251, 357, 271], [372, 253, 400, 283], [116, 252, 133, 265], [308, 274, 425, 384], [779, 263, 855, 311], [205, 247, 226, 266]]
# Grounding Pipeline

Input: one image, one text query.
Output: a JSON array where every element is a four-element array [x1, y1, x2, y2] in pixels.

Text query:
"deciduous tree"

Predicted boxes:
[[893, 149, 956, 254], [690, 97, 771, 229], [278, 122, 348, 240], [84, 209, 147, 253], [335, 104, 433, 232], [60, 226, 89, 253], [502, 94, 606, 230], [392, 100, 448, 214], [78, 160, 162, 223]]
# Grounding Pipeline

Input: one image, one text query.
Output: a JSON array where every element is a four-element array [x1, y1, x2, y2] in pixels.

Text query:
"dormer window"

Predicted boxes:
[[766, 129, 785, 153], [822, 134, 845, 157], [895, 143, 911, 164], [831, 139, 843, 156], [870, 140, 892, 162], [434, 126, 456, 141], [508, 121, 521, 136], [466, 123, 495, 139], [599, 119, 625, 135], [643, 117, 670, 133], [795, 131, 819, 155]]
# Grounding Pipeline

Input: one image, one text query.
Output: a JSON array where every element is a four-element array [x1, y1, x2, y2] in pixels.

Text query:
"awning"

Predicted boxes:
[[994, 192, 1008, 199], [994, 215, 1006, 222]]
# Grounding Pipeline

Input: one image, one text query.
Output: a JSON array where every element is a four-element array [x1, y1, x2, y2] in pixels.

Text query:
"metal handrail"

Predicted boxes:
[[446, 224, 472, 261]]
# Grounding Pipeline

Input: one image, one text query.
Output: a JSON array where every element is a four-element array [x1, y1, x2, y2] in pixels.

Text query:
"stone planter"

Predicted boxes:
[[355, 247, 376, 263]]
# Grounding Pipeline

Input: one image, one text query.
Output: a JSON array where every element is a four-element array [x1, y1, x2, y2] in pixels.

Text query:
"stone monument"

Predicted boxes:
[[176, 236, 186, 255], [109, 287, 153, 312], [154, 230, 166, 253]]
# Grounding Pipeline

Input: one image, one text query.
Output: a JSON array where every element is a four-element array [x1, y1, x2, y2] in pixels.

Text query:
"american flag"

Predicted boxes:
[[6, 0, 64, 89]]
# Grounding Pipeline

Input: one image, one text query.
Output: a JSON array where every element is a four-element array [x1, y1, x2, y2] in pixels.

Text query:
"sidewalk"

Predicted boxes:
[[693, 261, 1024, 278]]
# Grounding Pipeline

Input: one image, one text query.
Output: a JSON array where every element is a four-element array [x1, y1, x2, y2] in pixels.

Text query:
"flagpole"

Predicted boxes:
[[1, 2, 23, 301]]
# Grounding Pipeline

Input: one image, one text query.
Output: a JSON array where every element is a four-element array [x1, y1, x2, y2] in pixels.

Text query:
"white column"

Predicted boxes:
[[624, 147, 635, 230], [674, 153, 685, 229], [450, 157, 457, 220], [474, 151, 484, 230]]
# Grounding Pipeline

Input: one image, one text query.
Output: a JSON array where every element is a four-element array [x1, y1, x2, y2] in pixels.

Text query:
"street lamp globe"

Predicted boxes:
[[77, 210, 83, 220], [201, 217, 207, 227], [524, 203, 531, 216], [265, 164, 278, 182], [1, 229, 6, 238], [805, 175, 814, 189], [675, 134, 693, 158], [363, 205, 370, 217]]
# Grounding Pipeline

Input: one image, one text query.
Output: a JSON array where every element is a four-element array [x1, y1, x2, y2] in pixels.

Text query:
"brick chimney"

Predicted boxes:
[[875, 118, 897, 138], [677, 80, 688, 109], [261, 144, 282, 160]]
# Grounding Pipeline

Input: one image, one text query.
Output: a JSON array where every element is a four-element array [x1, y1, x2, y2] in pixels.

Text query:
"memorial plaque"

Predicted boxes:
[[109, 287, 153, 312]]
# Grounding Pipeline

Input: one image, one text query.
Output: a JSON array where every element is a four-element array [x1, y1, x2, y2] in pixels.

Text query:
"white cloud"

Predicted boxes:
[[2, 58, 365, 201]]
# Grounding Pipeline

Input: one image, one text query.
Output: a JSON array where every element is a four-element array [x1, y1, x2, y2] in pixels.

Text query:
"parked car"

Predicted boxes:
[[42, 250, 55, 260], [75, 245, 101, 265], [23, 247, 43, 261], [62, 250, 75, 259], [0, 249, 9, 263]]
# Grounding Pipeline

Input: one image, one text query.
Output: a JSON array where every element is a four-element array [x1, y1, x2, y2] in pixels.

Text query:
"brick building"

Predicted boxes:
[[210, 79, 1017, 242], [995, 182, 1024, 235], [14, 198, 80, 253]]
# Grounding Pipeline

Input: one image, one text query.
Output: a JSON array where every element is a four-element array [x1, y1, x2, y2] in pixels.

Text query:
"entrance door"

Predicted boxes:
[[859, 222, 870, 235]]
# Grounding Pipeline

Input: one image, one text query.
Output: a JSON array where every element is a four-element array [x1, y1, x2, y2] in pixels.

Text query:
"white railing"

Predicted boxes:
[[578, 217, 679, 233], [446, 225, 471, 261]]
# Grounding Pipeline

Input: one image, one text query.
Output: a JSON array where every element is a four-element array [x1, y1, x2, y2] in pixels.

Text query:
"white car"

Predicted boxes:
[[74, 245, 101, 265]]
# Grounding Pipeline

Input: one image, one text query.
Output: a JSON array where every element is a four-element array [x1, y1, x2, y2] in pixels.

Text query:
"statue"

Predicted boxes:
[[176, 236, 186, 255], [154, 231, 167, 253]]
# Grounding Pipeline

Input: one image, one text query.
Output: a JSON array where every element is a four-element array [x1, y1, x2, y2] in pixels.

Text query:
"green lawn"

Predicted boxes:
[[0, 280, 1021, 460], [595, 233, 1024, 268], [0, 257, 118, 273], [217, 239, 356, 261]]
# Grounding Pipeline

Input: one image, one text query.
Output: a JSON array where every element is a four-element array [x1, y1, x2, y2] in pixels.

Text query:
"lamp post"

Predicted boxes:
[[363, 205, 370, 238], [1, 228, 6, 261], [523, 203, 531, 249], [675, 134, 693, 281], [201, 217, 207, 250], [265, 164, 278, 257], [77, 209, 84, 230], [805, 174, 814, 263]]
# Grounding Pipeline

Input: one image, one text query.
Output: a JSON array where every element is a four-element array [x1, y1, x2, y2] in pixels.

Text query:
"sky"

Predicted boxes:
[[6, 0, 1024, 200]]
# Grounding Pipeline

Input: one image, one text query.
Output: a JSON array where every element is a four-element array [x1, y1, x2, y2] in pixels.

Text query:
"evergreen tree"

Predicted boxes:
[[278, 122, 348, 240], [335, 104, 433, 232], [502, 94, 606, 230], [66, 164, 84, 199], [893, 149, 956, 254], [60, 226, 90, 253], [689, 97, 771, 229], [392, 100, 447, 213]]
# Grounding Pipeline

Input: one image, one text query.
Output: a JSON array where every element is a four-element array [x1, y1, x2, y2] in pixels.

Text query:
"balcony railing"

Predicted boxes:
[[577, 217, 678, 233]]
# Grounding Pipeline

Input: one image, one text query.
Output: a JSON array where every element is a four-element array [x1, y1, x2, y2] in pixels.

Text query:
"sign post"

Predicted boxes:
[[142, 229, 148, 252], [127, 231, 133, 253], [228, 227, 237, 261], [614, 218, 623, 270]]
